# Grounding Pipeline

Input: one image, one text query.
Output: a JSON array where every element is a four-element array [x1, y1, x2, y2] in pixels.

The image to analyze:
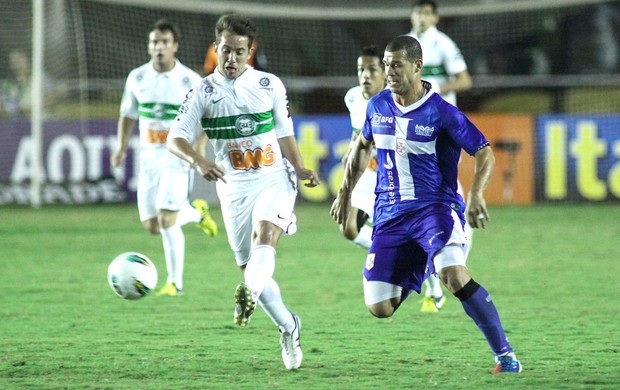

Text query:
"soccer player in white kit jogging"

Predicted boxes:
[[408, 0, 474, 313], [340, 46, 386, 249], [167, 14, 319, 370], [111, 19, 218, 298]]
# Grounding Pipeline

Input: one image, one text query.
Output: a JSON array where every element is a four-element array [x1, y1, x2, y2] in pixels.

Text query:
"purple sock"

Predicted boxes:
[[460, 282, 513, 356]]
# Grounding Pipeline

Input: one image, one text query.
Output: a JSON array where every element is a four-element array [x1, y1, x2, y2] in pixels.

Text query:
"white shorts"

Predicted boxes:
[[218, 170, 297, 266], [351, 168, 376, 219], [137, 163, 192, 221]]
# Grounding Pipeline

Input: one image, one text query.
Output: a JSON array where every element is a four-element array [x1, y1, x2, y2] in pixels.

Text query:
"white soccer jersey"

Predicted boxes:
[[344, 85, 378, 218], [344, 85, 368, 133], [408, 26, 468, 106], [170, 66, 295, 189], [120, 60, 202, 164]]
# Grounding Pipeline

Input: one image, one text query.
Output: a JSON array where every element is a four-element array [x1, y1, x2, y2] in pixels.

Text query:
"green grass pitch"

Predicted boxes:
[[1, 202, 619, 389]]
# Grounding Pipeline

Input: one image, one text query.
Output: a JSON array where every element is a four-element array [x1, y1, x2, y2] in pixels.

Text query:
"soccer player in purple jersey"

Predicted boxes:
[[331, 35, 521, 374]]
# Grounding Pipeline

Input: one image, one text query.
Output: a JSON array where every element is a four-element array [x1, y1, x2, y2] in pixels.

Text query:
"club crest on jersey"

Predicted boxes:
[[203, 79, 215, 94], [152, 103, 165, 119], [371, 113, 394, 127], [365, 253, 375, 270], [396, 137, 406, 156], [414, 124, 434, 137], [236, 115, 257, 136], [259, 77, 270, 87]]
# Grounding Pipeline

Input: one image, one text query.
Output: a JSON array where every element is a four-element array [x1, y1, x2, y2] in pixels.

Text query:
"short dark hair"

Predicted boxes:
[[414, 0, 438, 13], [215, 14, 258, 48], [385, 35, 423, 62], [359, 45, 382, 62], [152, 19, 181, 42]]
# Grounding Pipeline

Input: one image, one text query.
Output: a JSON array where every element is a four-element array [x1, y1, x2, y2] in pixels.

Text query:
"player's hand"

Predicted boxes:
[[330, 190, 351, 225], [195, 160, 226, 183], [297, 168, 320, 187], [110, 150, 125, 168], [466, 193, 490, 229]]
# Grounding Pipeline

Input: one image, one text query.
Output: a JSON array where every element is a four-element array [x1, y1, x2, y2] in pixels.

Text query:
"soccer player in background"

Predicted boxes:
[[167, 14, 319, 370], [111, 19, 218, 297], [331, 35, 522, 374], [408, 0, 474, 313], [339, 46, 386, 249]]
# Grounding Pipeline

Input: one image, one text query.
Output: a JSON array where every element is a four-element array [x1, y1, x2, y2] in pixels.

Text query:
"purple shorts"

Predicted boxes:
[[364, 203, 463, 300]]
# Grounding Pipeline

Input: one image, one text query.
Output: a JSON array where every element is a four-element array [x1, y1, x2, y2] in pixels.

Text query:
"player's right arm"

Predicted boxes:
[[168, 85, 226, 182], [330, 133, 372, 225], [111, 73, 138, 168], [111, 117, 136, 167]]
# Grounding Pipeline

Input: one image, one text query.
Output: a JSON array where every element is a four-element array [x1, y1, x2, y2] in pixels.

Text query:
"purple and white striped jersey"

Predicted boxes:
[[361, 85, 489, 228]]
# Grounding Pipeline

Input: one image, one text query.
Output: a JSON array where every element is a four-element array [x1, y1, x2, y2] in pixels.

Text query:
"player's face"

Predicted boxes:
[[215, 31, 253, 80], [148, 30, 178, 72], [357, 56, 385, 99], [383, 50, 421, 97], [410, 5, 438, 34]]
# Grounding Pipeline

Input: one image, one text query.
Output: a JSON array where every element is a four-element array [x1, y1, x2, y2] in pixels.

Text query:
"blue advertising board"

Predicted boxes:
[[536, 114, 620, 201]]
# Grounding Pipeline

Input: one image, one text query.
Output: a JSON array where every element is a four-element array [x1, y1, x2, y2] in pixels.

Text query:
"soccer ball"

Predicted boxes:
[[107, 252, 158, 300]]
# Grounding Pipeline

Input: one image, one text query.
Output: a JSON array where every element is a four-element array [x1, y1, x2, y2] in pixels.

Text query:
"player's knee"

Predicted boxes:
[[143, 220, 159, 235], [342, 224, 358, 241], [438, 265, 471, 294], [157, 210, 178, 229], [367, 302, 395, 318]]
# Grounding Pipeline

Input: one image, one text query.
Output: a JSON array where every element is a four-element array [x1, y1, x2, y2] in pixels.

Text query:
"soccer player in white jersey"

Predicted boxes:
[[111, 19, 218, 297], [408, 0, 474, 312], [340, 46, 386, 249], [167, 14, 319, 370], [331, 35, 521, 374]]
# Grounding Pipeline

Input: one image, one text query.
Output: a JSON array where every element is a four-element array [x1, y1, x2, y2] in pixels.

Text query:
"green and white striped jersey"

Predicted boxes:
[[120, 60, 202, 162], [170, 66, 295, 183], [408, 26, 468, 106]]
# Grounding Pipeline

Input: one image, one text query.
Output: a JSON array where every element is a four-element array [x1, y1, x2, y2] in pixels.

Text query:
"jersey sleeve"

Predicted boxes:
[[441, 35, 467, 76], [271, 76, 294, 139], [119, 72, 139, 120], [441, 102, 488, 155], [169, 81, 206, 144]]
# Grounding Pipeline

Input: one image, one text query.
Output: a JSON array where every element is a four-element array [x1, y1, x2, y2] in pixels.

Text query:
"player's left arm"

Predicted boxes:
[[278, 135, 319, 187], [466, 145, 495, 229], [439, 69, 472, 95], [438, 38, 472, 95]]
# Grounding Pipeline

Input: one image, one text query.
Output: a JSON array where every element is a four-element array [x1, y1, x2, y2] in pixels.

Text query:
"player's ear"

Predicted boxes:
[[415, 59, 423, 72]]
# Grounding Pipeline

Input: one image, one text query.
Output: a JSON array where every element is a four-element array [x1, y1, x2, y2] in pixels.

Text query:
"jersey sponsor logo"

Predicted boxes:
[[146, 128, 169, 144], [229, 144, 276, 171], [235, 115, 257, 136], [396, 137, 406, 156], [386, 170, 396, 205], [383, 153, 394, 170], [371, 113, 394, 127], [365, 253, 375, 270], [212, 97, 225, 104], [414, 124, 434, 137]]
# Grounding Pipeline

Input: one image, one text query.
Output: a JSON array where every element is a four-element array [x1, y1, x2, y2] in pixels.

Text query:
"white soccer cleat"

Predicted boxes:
[[280, 314, 303, 370]]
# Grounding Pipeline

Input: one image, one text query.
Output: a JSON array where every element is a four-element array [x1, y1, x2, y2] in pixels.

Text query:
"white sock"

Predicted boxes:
[[352, 225, 373, 249], [177, 201, 201, 226], [424, 273, 443, 299], [244, 245, 276, 298], [258, 278, 294, 333], [160, 224, 185, 290]]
